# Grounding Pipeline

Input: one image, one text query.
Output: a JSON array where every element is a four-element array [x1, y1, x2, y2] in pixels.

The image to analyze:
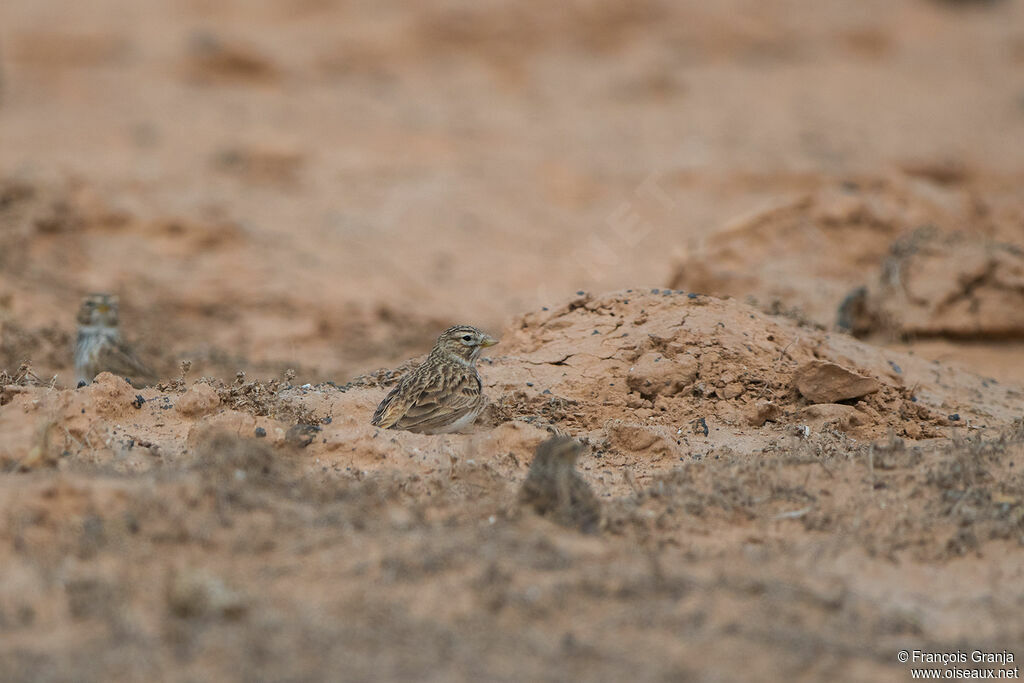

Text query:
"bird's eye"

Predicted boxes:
[[462, 335, 472, 342]]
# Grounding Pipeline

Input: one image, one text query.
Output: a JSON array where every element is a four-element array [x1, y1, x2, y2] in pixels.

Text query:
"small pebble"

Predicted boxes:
[[526, 382, 534, 387], [948, 413, 961, 422], [687, 293, 698, 299], [576, 290, 585, 296], [651, 288, 660, 294], [254, 427, 267, 438]]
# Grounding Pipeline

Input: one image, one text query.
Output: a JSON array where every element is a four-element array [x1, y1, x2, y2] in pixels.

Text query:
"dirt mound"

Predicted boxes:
[[495, 290, 1019, 450], [841, 229, 1024, 340], [667, 176, 1018, 330]]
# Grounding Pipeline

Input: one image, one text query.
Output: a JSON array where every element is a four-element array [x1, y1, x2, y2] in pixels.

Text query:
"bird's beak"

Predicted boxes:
[[481, 335, 498, 347]]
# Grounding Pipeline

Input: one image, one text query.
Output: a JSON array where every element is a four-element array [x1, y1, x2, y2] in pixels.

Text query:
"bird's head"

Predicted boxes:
[[433, 325, 498, 364], [77, 293, 120, 327]]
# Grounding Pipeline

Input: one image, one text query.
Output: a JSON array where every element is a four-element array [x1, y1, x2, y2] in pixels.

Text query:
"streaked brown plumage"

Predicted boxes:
[[74, 293, 157, 387], [371, 325, 497, 434], [519, 436, 601, 533]]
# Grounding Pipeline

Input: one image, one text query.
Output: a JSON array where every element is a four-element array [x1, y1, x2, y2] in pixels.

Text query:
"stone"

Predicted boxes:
[[722, 382, 745, 399], [746, 400, 781, 426], [175, 383, 221, 417], [794, 360, 880, 403], [87, 372, 138, 418]]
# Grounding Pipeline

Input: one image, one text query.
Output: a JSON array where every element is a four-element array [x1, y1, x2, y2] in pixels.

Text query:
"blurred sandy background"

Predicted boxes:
[[2, 0, 1023, 383], [2, 1, 1024, 681]]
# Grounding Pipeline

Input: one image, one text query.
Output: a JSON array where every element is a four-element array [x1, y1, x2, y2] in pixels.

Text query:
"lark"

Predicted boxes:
[[74, 293, 157, 387], [519, 436, 601, 533], [371, 325, 497, 434]]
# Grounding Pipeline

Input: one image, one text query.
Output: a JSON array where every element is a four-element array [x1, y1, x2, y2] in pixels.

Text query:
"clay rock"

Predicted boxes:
[[746, 400, 781, 427], [626, 352, 697, 400], [794, 360, 880, 403], [87, 372, 138, 418], [175, 383, 221, 417]]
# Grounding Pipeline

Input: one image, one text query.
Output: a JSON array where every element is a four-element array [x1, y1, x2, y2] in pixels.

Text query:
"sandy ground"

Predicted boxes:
[[2, 0, 1024, 681]]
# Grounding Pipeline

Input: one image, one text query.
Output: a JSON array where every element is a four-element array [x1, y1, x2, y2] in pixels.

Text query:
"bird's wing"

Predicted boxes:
[[371, 364, 482, 433], [370, 376, 417, 428], [96, 340, 157, 387]]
